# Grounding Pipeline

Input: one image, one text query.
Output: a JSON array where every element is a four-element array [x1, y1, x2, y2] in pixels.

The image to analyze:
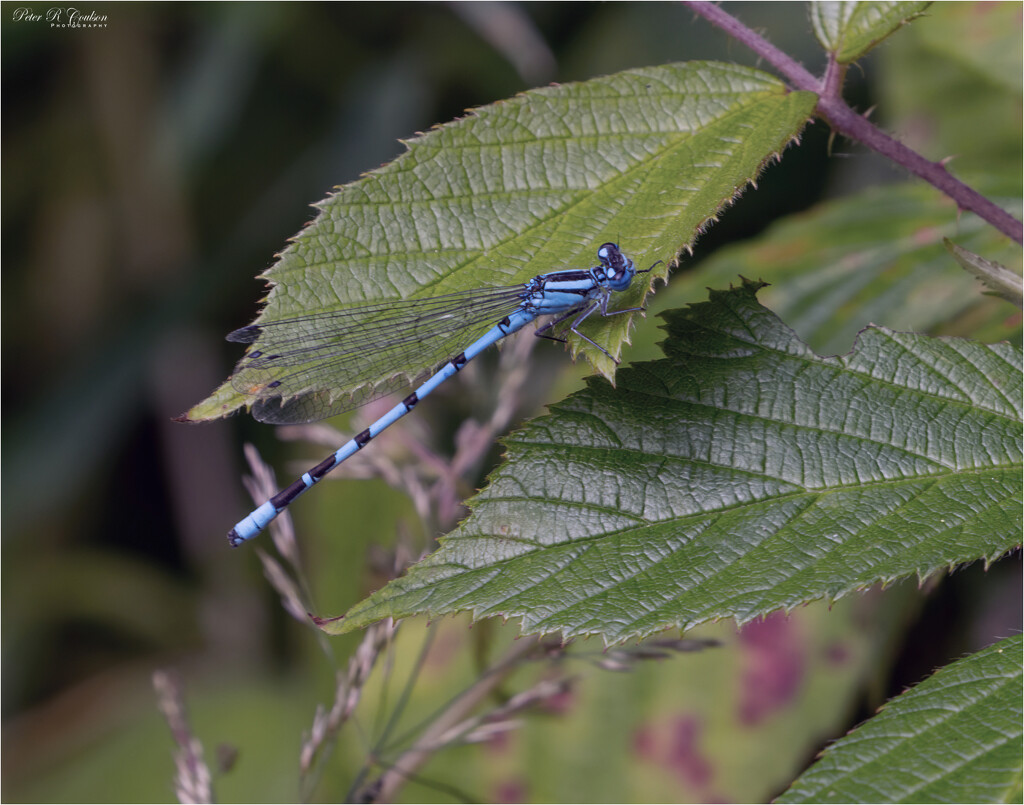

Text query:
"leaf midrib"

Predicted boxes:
[[510, 400, 1011, 477], [284, 92, 802, 297], [458, 468, 1018, 569]]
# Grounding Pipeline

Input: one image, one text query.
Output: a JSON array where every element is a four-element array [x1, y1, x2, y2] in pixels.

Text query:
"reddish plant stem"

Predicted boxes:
[[684, 1, 1022, 245]]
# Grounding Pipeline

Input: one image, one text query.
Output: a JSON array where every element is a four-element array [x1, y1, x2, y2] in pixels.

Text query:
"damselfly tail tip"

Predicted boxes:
[[227, 528, 245, 548]]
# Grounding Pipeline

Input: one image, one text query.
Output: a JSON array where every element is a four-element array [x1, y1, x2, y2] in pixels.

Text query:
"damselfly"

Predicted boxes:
[[227, 243, 653, 546]]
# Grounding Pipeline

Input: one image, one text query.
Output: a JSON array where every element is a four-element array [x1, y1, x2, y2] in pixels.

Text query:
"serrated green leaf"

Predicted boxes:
[[810, 1, 932, 63], [651, 182, 1022, 357], [187, 62, 816, 422], [331, 280, 1022, 643], [777, 635, 1023, 804], [945, 238, 1024, 309]]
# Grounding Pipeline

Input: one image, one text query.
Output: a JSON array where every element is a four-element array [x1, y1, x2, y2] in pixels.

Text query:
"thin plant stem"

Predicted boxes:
[[358, 636, 546, 803], [684, 0, 1023, 244], [153, 670, 214, 804]]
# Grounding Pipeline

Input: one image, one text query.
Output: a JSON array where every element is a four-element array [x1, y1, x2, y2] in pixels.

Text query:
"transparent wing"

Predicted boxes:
[[229, 284, 528, 424]]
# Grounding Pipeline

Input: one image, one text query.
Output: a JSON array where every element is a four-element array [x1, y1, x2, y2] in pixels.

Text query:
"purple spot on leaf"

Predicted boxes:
[[632, 714, 714, 790], [736, 612, 806, 725], [824, 641, 850, 665], [632, 723, 657, 761], [494, 779, 526, 803], [668, 715, 713, 788]]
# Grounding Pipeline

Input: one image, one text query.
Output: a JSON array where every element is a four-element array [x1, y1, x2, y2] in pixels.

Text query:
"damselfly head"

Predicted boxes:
[[596, 242, 633, 283]]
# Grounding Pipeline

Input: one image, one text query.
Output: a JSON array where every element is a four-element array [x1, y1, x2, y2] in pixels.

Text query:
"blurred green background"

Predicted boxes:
[[3, 3, 1020, 802]]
